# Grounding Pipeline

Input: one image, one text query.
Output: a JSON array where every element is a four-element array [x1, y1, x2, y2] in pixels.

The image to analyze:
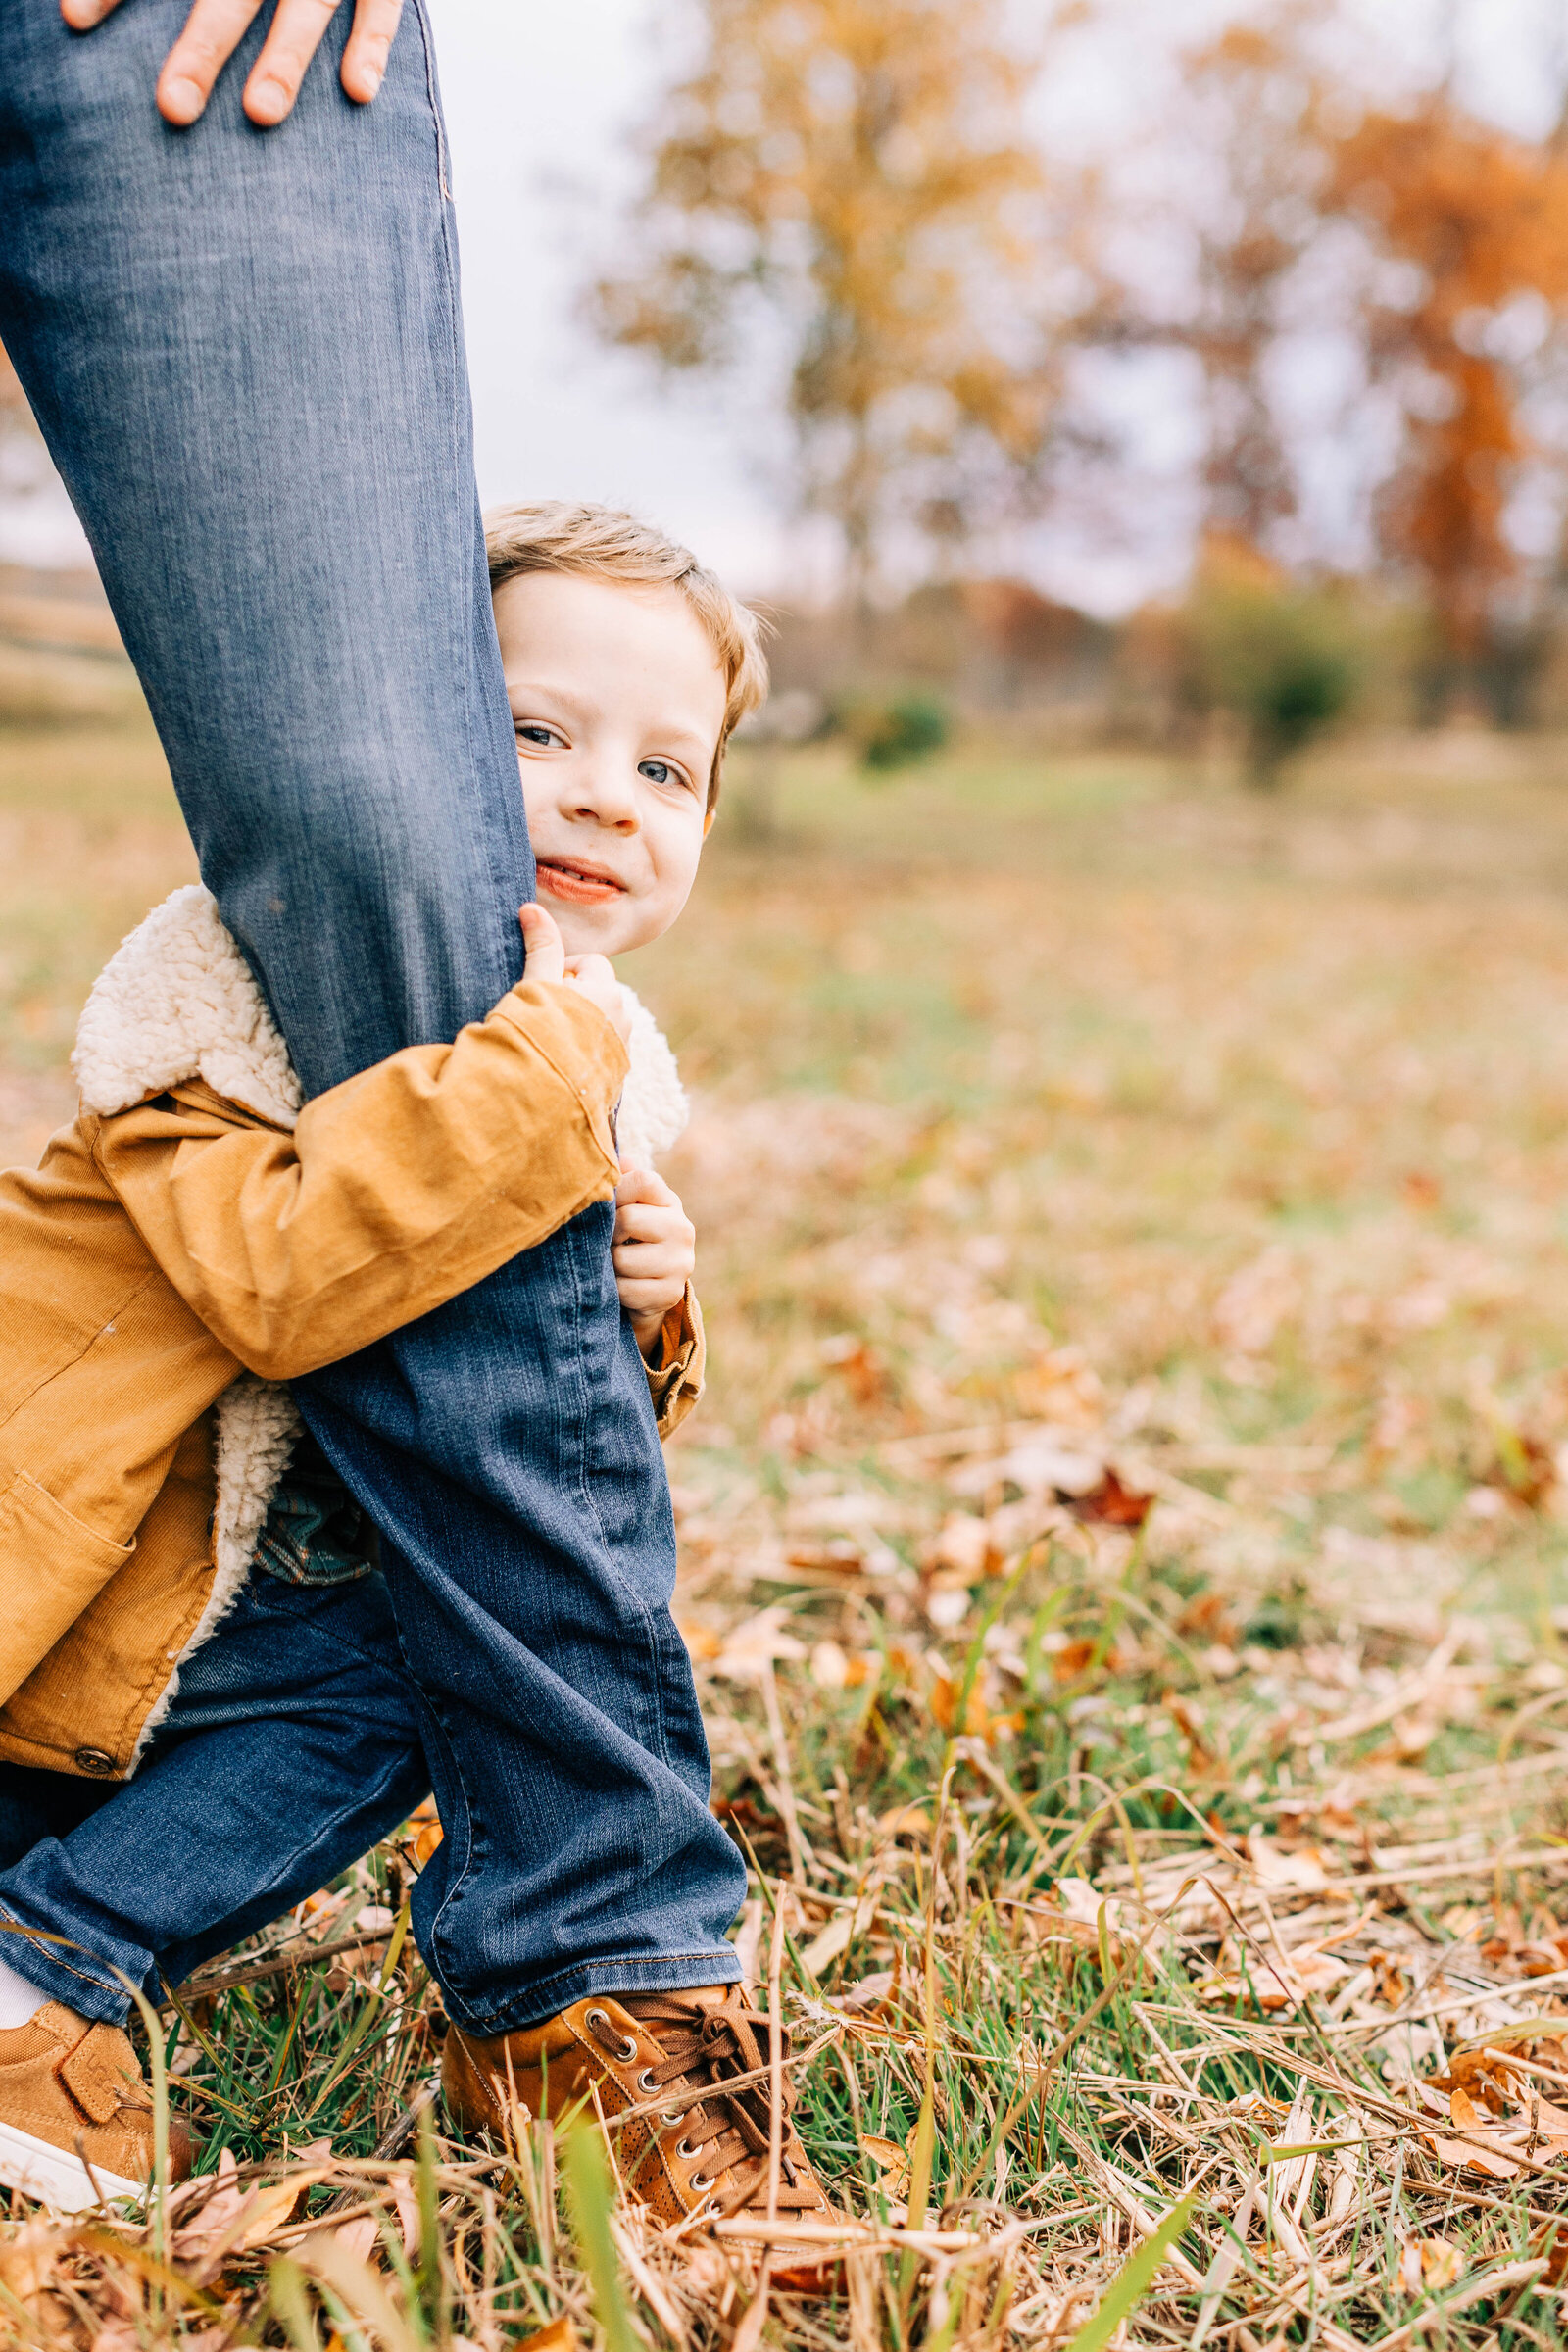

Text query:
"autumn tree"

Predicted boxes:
[[1163, 16, 1332, 551], [592, 0, 1061, 609], [1327, 101, 1568, 677]]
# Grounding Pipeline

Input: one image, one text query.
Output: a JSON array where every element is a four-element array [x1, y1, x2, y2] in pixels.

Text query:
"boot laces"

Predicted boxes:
[[596, 1990, 824, 2213]]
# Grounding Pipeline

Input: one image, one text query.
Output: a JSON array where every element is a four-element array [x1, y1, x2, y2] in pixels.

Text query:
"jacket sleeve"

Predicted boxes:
[[643, 1282, 706, 1442], [92, 979, 628, 1381]]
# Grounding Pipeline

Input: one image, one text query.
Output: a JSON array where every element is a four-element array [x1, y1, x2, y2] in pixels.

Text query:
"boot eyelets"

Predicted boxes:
[[637, 2069, 657, 2092], [585, 2009, 638, 2063], [662, 2107, 687, 2125], [676, 2138, 698, 2161], [690, 2172, 714, 2192]]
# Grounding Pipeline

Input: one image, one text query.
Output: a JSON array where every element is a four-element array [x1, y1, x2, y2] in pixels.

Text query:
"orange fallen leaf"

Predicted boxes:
[[516, 2322, 579, 2352], [0, 2221, 57, 2303], [1062, 1468, 1154, 1528]]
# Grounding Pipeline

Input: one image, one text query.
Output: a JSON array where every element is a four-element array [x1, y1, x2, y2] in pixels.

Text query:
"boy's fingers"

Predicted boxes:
[[617, 1280, 682, 1315], [612, 1220, 688, 1256], [614, 1167, 675, 1207], [517, 902, 565, 985], [614, 1205, 689, 1244]]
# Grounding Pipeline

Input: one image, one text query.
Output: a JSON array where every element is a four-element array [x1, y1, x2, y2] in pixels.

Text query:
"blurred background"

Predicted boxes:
[[10, 0, 1568, 1655], [12, 0, 1568, 754], [15, 12, 1568, 2308]]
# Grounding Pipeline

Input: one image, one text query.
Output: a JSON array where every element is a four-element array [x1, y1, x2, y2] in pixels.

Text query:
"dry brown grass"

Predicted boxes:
[[7, 711, 1568, 2345]]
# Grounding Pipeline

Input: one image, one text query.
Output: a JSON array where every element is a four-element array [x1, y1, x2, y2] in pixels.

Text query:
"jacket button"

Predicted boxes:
[[74, 1748, 115, 1777]]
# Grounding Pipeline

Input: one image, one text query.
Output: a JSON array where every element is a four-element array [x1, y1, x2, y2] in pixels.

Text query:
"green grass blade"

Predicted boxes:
[[560, 2119, 638, 2352], [1065, 2194, 1200, 2352]]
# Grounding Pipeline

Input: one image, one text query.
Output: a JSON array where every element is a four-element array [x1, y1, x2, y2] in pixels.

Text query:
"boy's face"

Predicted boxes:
[[493, 570, 724, 958]]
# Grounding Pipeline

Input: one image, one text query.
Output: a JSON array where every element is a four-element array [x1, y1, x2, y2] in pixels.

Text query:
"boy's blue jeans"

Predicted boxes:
[[0, 1579, 430, 2016], [0, 0, 744, 2028]]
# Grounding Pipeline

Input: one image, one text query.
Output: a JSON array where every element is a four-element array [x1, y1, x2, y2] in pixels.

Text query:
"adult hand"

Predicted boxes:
[[61, 0, 405, 130], [517, 904, 630, 1045]]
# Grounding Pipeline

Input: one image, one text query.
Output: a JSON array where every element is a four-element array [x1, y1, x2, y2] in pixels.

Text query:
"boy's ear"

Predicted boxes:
[[703, 805, 716, 838]]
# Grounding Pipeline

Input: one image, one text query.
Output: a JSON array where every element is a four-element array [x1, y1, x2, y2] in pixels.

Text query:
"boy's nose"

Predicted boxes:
[[571, 765, 639, 829]]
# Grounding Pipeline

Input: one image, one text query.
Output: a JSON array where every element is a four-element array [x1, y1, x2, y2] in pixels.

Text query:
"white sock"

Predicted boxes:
[[0, 1954, 49, 2030]]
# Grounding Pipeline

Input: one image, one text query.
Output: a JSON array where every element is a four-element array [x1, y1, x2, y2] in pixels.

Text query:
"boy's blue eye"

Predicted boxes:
[[516, 724, 556, 747], [639, 760, 676, 786]]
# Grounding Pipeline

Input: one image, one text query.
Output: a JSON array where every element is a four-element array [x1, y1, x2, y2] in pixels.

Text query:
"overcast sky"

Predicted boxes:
[[4, 0, 1561, 606], [433, 0, 799, 589], [2, 0, 794, 591]]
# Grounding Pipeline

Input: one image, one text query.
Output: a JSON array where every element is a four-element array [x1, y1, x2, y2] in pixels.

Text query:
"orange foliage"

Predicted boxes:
[[593, 0, 1059, 602], [1330, 103, 1568, 652]]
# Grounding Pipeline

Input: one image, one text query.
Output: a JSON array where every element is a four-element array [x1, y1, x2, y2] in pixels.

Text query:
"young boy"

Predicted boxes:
[[0, 508, 839, 2237]]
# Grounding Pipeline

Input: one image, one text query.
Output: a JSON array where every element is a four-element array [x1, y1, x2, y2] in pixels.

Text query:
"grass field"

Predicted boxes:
[[8, 703, 1568, 2346]]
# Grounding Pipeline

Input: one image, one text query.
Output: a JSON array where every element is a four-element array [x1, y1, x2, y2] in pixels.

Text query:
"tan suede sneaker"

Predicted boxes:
[[0, 2002, 195, 2211], [444, 1985, 841, 2229]]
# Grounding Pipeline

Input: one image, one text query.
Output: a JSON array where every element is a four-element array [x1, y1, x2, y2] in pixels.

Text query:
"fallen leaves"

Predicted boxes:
[[1062, 1469, 1155, 1529]]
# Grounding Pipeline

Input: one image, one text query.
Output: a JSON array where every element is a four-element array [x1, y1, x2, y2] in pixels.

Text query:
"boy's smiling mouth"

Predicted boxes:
[[535, 856, 629, 905]]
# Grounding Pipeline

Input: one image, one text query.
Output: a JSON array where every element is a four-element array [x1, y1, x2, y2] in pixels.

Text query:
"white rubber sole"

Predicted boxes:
[[0, 2116, 142, 2211]]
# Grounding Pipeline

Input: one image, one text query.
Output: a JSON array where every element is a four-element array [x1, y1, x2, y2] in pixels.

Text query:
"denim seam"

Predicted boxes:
[[564, 1224, 673, 1770], [0, 1899, 122, 2005], [410, 1678, 479, 1989], [406, 0, 529, 1008], [451, 1947, 744, 2037]]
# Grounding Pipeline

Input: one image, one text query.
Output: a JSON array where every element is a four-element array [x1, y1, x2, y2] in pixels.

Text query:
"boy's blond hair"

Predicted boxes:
[[485, 502, 768, 809]]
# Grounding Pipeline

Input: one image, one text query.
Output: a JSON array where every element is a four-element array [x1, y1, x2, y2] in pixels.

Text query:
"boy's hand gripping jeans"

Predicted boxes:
[[0, 0, 745, 2032]]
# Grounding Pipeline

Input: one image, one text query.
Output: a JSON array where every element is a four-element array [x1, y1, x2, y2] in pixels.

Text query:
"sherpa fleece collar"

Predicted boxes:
[[71, 881, 689, 1166]]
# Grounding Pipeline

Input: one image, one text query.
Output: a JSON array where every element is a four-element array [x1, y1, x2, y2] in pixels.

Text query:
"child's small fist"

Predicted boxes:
[[612, 1166, 696, 1355]]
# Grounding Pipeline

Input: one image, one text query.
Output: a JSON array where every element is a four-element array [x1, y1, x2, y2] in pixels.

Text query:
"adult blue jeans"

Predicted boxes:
[[0, 0, 745, 2029]]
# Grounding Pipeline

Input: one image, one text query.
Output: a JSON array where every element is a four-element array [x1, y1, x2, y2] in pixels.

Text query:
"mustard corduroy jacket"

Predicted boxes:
[[0, 886, 703, 1783]]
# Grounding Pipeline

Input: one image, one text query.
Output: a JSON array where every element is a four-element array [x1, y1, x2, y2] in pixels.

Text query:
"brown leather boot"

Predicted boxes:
[[0, 2002, 196, 2210], [444, 1984, 842, 2230]]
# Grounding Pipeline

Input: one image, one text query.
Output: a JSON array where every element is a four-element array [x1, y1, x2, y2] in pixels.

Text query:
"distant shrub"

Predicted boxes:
[[1188, 570, 1362, 787], [832, 688, 952, 773]]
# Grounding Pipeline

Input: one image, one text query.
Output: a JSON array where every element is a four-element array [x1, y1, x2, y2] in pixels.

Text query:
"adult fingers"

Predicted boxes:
[[240, 0, 344, 124], [153, 0, 268, 123], [339, 0, 402, 102], [61, 0, 124, 33]]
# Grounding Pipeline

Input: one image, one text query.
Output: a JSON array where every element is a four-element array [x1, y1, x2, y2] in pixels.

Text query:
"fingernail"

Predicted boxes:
[[161, 74, 204, 120], [246, 75, 289, 122], [359, 66, 382, 98]]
